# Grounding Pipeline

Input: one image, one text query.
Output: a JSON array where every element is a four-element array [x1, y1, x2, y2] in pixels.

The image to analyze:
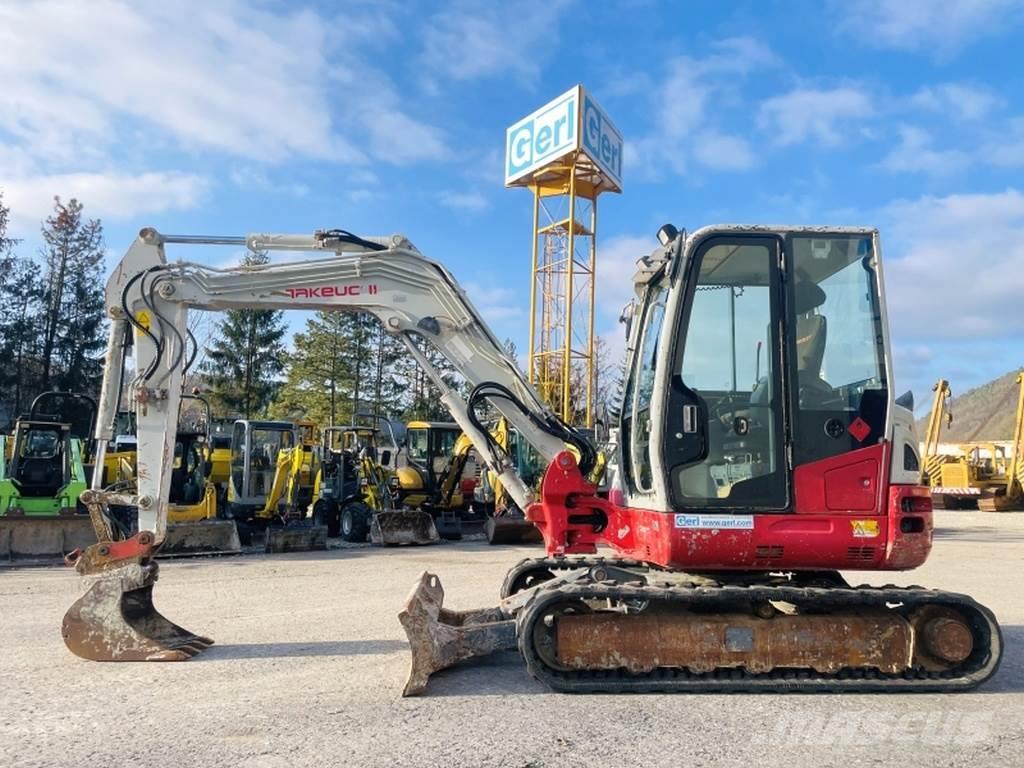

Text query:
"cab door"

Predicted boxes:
[[663, 235, 789, 511]]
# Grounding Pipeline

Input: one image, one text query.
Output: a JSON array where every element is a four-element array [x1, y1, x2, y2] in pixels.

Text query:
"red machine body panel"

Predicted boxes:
[[529, 447, 932, 573]]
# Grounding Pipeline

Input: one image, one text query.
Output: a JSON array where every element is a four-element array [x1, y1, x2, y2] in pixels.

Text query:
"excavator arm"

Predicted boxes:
[[92, 227, 576, 547], [63, 226, 588, 662]]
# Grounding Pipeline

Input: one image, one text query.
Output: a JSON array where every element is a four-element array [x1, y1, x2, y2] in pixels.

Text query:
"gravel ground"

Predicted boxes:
[[2, 510, 1022, 768]]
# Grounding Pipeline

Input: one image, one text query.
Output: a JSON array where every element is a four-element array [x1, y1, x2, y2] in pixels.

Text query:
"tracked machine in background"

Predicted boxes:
[[223, 419, 326, 551], [920, 373, 1024, 511], [0, 392, 97, 560], [396, 421, 479, 539], [62, 224, 1002, 698]]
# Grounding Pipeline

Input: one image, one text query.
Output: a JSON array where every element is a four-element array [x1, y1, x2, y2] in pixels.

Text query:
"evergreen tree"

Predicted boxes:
[[202, 250, 287, 418], [395, 334, 461, 421], [38, 197, 106, 392], [271, 311, 352, 426], [272, 311, 407, 426]]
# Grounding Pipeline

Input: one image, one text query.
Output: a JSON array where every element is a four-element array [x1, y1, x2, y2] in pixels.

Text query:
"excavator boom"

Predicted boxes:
[[64, 226, 583, 661]]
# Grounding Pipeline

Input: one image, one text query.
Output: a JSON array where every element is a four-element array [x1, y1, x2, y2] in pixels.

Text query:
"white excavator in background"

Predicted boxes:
[[62, 224, 1001, 698]]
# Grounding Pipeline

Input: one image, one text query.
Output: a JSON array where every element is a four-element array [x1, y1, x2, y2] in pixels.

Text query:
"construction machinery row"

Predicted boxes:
[[58, 222, 1001, 698], [1, 389, 546, 559], [920, 374, 1024, 511]]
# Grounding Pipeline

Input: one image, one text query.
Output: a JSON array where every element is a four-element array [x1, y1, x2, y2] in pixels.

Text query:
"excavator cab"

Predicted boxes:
[[225, 420, 297, 523]]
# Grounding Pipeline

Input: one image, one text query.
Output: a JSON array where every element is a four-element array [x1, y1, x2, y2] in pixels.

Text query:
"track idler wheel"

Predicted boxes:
[[61, 532, 213, 661], [398, 572, 515, 696]]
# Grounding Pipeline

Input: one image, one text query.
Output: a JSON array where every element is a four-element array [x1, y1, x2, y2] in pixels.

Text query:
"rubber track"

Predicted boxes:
[[509, 559, 1003, 693]]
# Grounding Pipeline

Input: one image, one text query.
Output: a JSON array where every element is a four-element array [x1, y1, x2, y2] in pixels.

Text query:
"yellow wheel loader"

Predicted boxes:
[[314, 420, 438, 545]]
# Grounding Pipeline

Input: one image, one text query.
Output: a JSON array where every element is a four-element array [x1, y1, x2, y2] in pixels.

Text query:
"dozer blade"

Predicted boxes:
[[370, 510, 440, 546], [0, 515, 97, 563], [265, 523, 328, 553], [160, 520, 241, 557], [61, 532, 212, 662], [398, 571, 515, 696], [484, 515, 543, 545]]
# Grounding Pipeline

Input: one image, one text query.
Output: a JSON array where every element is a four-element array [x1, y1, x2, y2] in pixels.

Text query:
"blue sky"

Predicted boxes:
[[1, 0, 1023, 412]]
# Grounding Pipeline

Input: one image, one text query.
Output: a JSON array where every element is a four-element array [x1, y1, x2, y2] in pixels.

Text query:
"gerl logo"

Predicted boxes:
[[505, 88, 578, 184], [582, 93, 623, 188]]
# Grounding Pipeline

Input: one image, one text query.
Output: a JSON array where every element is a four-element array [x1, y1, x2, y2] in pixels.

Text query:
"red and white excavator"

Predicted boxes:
[[63, 224, 1002, 695]]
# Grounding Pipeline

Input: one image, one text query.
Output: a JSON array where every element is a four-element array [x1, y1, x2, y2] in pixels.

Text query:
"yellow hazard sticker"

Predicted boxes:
[[135, 310, 151, 331], [850, 519, 879, 538]]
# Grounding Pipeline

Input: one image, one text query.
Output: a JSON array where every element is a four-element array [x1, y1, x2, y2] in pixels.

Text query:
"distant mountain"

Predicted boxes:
[[915, 369, 1023, 442]]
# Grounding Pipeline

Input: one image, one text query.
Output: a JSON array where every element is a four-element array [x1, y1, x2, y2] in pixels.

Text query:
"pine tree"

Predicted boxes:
[[271, 311, 352, 426], [38, 197, 106, 392], [202, 250, 287, 418], [272, 311, 407, 426], [396, 334, 461, 421]]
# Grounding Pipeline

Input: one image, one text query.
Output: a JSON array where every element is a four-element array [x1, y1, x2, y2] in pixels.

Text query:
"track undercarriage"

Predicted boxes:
[[400, 557, 1003, 696]]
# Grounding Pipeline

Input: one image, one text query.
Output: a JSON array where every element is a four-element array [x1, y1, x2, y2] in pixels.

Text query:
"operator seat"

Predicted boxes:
[[793, 281, 832, 401]]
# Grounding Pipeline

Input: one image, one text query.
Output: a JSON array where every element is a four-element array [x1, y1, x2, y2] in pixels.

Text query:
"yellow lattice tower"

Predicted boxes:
[[505, 86, 622, 426]]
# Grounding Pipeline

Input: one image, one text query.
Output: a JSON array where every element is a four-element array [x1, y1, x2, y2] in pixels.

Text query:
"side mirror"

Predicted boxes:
[[380, 449, 392, 467]]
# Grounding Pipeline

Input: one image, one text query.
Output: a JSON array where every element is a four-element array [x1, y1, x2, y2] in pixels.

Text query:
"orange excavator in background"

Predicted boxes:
[[62, 224, 1001, 696]]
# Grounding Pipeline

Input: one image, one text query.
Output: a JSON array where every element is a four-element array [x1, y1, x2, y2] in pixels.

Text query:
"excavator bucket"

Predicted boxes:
[[398, 571, 515, 696], [370, 510, 440, 546], [160, 520, 242, 556], [484, 516, 544, 545], [61, 531, 212, 661]]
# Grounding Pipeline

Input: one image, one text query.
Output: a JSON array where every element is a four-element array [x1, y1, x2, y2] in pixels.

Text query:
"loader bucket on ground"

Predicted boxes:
[[160, 520, 242, 557], [398, 571, 515, 696], [0, 516, 97, 562], [370, 510, 440, 546], [484, 516, 544, 545], [265, 523, 328, 553], [62, 559, 213, 661]]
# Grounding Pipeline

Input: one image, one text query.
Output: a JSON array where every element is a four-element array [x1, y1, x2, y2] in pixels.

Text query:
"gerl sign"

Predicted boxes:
[[504, 85, 623, 192]]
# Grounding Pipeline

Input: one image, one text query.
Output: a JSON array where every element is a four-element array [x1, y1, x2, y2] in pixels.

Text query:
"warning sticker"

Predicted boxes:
[[674, 515, 754, 530], [850, 519, 880, 538]]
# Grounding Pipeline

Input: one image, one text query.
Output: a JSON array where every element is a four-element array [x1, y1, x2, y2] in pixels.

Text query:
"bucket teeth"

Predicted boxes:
[[62, 560, 213, 661], [398, 571, 515, 696]]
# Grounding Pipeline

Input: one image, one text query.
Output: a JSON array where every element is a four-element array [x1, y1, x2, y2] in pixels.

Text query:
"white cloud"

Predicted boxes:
[[595, 235, 657, 320], [981, 117, 1024, 168], [759, 87, 873, 146], [876, 126, 971, 176], [0, 171, 208, 231], [439, 191, 490, 212], [837, 0, 1020, 52], [882, 189, 1024, 339], [910, 83, 1002, 120], [418, 1, 574, 88], [693, 132, 756, 172], [627, 37, 777, 178], [0, 1, 361, 164], [464, 281, 525, 328], [0, 0, 448, 173], [229, 167, 309, 197]]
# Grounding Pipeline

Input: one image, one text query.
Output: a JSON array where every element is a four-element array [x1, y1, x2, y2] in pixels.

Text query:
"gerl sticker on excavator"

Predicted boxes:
[[675, 515, 754, 530], [850, 519, 880, 538]]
